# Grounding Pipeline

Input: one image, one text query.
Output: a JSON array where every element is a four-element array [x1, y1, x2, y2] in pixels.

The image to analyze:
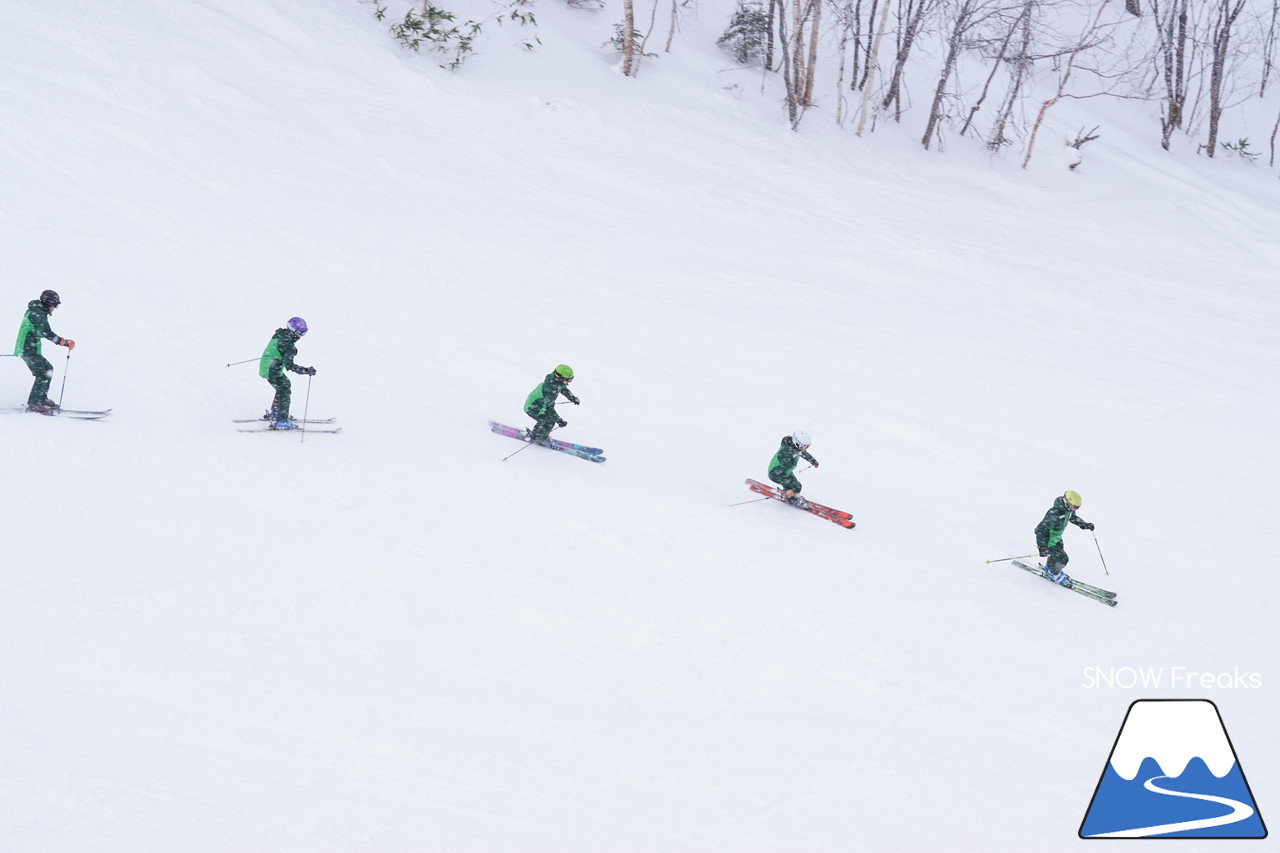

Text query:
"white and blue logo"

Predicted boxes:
[[1080, 699, 1266, 839]]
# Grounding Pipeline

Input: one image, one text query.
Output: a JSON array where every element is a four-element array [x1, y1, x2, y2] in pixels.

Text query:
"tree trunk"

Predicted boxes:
[[922, 6, 970, 149], [1205, 0, 1245, 157], [882, 0, 937, 118], [988, 1, 1032, 150], [622, 0, 636, 76], [1153, 0, 1189, 151], [803, 0, 822, 104], [766, 0, 777, 71], [856, 0, 895, 135], [960, 3, 1026, 138]]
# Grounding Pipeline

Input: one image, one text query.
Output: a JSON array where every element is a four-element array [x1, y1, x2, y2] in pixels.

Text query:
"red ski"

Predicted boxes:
[[744, 479, 855, 529]]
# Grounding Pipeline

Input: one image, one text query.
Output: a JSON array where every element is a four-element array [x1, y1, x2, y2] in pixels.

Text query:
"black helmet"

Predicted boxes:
[[39, 290, 61, 309]]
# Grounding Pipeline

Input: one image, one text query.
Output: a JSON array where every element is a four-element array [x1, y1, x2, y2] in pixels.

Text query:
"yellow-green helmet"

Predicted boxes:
[[554, 364, 574, 381], [1064, 490, 1082, 509]]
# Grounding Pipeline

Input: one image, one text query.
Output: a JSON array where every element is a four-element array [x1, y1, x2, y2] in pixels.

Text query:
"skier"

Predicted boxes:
[[524, 364, 579, 443], [259, 317, 316, 430], [14, 290, 75, 413], [1035, 490, 1095, 585], [768, 430, 819, 505]]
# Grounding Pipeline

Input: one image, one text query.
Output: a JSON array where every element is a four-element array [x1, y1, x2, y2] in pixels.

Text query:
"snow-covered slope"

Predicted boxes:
[[1, 1, 1275, 850]]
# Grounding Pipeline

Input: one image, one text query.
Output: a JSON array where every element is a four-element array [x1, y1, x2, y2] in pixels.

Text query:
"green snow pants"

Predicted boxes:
[[768, 466, 801, 495], [267, 366, 292, 421], [22, 355, 53, 407], [1044, 541, 1069, 573], [525, 405, 559, 440]]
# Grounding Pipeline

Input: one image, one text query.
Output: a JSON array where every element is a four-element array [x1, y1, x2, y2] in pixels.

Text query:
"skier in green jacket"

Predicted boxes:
[[14, 290, 75, 413], [524, 364, 579, 442], [1035, 490, 1095, 585], [768, 431, 819, 505], [259, 317, 315, 430]]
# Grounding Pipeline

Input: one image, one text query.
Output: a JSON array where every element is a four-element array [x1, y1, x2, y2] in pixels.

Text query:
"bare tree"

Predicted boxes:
[[856, 0, 896, 134], [834, 0, 858, 123], [803, 0, 823, 103], [988, 0, 1036, 149], [923, 0, 1021, 149], [882, 0, 942, 119], [776, 0, 822, 127], [959, 0, 1032, 138], [664, 0, 698, 51], [622, 0, 637, 75], [1149, 0, 1193, 150], [1263, 0, 1279, 93], [1270, 100, 1280, 165], [1022, 0, 1114, 168], [767, 0, 778, 69], [1204, 0, 1246, 156]]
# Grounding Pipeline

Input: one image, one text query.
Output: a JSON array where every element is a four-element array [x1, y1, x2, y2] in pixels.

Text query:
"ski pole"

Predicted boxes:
[[984, 553, 1039, 564], [57, 351, 71, 408], [1093, 531, 1110, 576], [225, 358, 257, 367], [729, 496, 772, 507], [300, 374, 313, 444], [502, 425, 560, 461]]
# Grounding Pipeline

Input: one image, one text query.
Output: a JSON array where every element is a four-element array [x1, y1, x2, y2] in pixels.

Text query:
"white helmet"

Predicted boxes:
[[792, 430, 812, 449]]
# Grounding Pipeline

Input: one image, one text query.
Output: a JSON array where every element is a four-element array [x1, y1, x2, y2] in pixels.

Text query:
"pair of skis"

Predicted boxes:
[[232, 415, 342, 434], [1, 406, 112, 420], [489, 421, 605, 463], [744, 478, 856, 529], [1009, 559, 1117, 607]]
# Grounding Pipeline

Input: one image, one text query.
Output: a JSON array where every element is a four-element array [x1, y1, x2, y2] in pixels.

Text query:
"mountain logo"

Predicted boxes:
[[1079, 699, 1267, 839]]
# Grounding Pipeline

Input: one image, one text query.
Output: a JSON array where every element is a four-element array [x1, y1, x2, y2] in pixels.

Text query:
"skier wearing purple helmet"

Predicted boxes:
[[258, 317, 315, 429]]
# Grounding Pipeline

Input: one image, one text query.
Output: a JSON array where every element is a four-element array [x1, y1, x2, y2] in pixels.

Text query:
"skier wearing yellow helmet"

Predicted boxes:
[[1035, 490, 1095, 586]]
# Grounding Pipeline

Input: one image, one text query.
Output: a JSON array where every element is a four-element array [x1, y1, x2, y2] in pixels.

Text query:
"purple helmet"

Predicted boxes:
[[287, 317, 308, 336]]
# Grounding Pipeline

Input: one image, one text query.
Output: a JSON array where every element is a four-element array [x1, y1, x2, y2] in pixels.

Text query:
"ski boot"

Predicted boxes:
[[1042, 565, 1072, 587], [269, 419, 299, 430], [783, 489, 808, 508], [27, 400, 58, 414]]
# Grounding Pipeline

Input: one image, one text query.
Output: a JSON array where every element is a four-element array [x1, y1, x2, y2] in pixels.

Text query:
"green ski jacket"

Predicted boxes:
[[769, 436, 818, 476], [1035, 496, 1091, 549], [14, 300, 63, 357], [260, 328, 304, 378], [524, 373, 579, 416]]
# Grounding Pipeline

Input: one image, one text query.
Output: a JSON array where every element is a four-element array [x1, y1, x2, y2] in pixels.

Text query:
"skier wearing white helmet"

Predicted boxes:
[[768, 430, 819, 505]]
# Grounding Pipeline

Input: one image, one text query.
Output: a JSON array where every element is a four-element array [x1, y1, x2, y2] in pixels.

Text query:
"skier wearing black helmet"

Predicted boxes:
[[13, 290, 75, 413], [259, 317, 315, 430], [524, 364, 579, 443], [768, 431, 819, 505]]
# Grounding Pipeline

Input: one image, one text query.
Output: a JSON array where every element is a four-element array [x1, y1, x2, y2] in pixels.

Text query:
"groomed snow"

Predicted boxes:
[[1, 1, 1275, 850]]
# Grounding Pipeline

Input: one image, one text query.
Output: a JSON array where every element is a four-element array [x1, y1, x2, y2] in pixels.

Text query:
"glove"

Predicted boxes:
[[557, 417, 568, 428], [570, 397, 580, 406], [1081, 522, 1095, 531], [302, 366, 317, 376], [60, 338, 76, 350], [1038, 547, 1049, 558], [810, 461, 820, 469]]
